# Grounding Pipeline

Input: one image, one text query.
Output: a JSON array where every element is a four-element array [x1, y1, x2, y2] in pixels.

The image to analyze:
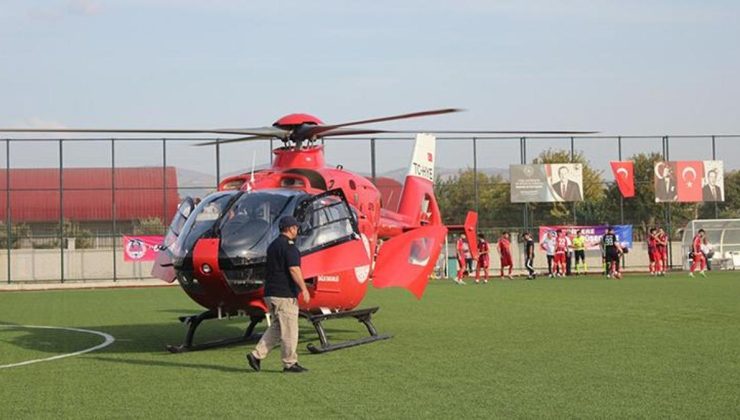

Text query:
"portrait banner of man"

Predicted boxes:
[[547, 163, 583, 202], [654, 161, 678, 202], [702, 160, 724, 202]]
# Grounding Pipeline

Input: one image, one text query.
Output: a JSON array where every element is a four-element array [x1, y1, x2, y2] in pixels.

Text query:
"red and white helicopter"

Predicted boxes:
[[1, 110, 589, 353]]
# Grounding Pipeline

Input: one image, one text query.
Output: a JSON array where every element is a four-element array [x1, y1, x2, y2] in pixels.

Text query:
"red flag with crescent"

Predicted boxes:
[[676, 161, 703, 202], [610, 161, 634, 198]]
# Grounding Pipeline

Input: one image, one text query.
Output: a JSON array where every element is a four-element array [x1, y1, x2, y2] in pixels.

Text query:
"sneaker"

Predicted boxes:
[[475, 279, 480, 284], [283, 363, 308, 373], [483, 279, 488, 284], [688, 272, 694, 278], [548, 274, 554, 278], [246, 353, 261, 372], [700, 271, 706, 277], [507, 275, 513, 280]]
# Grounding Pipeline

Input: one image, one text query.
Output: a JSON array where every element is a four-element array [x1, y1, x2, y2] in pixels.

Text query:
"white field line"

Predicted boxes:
[[0, 325, 115, 369]]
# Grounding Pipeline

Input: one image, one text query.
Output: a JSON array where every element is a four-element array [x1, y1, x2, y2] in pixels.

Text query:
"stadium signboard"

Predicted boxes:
[[510, 164, 584, 203], [538, 225, 633, 250], [654, 160, 724, 203]]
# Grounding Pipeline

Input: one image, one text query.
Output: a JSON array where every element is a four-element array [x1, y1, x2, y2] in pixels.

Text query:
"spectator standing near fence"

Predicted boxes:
[[523, 232, 536, 279], [540, 231, 556, 278], [498, 232, 513, 279]]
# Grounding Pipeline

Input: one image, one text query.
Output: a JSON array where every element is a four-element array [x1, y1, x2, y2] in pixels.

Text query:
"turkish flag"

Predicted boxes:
[[610, 161, 635, 198], [676, 161, 703, 202]]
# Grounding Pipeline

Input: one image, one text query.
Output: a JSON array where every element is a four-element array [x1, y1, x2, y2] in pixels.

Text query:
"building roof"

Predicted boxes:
[[0, 167, 179, 222]]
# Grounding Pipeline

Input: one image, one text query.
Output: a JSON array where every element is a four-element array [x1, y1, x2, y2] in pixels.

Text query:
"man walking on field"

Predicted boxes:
[[689, 229, 707, 278], [498, 232, 513, 279]]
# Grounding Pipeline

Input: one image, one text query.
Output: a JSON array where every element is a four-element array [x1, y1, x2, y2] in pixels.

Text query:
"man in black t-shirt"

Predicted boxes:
[[247, 216, 311, 374], [523, 232, 536, 279], [601, 227, 623, 279]]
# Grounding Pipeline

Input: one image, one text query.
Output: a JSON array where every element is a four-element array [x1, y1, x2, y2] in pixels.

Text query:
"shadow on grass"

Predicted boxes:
[[87, 355, 286, 374], [3, 315, 363, 356]]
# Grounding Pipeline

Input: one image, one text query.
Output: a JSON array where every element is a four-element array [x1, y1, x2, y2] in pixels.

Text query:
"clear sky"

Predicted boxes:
[[1, 0, 739, 175]]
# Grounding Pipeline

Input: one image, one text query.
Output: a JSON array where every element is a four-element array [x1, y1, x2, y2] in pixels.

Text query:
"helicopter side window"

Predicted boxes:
[[163, 197, 195, 249], [294, 189, 358, 254]]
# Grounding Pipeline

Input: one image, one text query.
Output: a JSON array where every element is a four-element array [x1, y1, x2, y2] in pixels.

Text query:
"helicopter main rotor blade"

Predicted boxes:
[[0, 127, 287, 137], [305, 108, 463, 137], [195, 136, 274, 146], [373, 130, 600, 135]]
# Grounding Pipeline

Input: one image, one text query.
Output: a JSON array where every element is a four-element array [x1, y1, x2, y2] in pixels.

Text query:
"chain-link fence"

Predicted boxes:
[[2, 135, 738, 283]]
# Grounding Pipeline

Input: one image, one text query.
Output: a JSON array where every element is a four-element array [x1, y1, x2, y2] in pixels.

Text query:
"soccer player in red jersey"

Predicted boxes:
[[689, 229, 707, 277], [497, 232, 513, 279], [553, 229, 569, 277], [455, 234, 468, 284], [655, 227, 668, 276], [475, 233, 490, 283], [647, 228, 659, 275]]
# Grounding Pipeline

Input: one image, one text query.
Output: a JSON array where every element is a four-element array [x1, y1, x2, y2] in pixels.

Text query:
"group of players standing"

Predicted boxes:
[[454, 227, 626, 282], [646, 227, 669, 276], [454, 232, 515, 284]]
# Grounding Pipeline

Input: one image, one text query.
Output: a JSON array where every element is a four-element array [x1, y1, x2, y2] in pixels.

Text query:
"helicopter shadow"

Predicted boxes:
[[3, 316, 356, 356]]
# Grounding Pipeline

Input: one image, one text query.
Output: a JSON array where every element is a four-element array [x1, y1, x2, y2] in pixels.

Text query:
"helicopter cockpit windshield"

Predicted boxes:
[[218, 191, 300, 264]]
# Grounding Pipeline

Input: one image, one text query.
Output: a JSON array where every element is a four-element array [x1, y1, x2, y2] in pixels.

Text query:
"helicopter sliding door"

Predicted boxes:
[[152, 197, 195, 283], [294, 189, 370, 278]]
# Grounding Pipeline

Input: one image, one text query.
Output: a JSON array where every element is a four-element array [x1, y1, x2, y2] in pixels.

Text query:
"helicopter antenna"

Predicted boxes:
[[248, 150, 256, 193]]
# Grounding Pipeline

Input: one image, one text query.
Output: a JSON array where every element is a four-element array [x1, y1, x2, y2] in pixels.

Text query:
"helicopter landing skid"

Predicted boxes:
[[301, 307, 392, 354], [166, 310, 264, 353]]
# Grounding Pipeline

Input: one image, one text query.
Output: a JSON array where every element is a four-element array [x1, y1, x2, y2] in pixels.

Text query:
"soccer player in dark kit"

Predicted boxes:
[[523, 232, 536, 279], [601, 227, 623, 279]]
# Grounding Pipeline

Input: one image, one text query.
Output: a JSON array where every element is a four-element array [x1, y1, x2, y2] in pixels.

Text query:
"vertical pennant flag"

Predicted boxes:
[[610, 161, 635, 198], [676, 160, 703, 202]]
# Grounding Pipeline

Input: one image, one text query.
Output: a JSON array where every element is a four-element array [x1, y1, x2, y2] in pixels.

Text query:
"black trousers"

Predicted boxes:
[[525, 257, 535, 276], [546, 255, 554, 275]]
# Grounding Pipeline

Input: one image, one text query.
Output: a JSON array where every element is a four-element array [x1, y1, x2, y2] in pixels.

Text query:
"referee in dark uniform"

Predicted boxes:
[[247, 216, 311, 373]]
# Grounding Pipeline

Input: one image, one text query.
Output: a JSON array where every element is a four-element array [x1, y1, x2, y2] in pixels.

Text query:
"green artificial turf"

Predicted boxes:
[[1, 272, 739, 419]]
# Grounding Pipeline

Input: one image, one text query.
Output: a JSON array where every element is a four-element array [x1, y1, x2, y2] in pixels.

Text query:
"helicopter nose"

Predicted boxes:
[[193, 238, 222, 279]]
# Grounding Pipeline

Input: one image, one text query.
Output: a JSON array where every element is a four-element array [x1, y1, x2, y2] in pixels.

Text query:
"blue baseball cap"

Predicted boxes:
[[278, 216, 299, 230]]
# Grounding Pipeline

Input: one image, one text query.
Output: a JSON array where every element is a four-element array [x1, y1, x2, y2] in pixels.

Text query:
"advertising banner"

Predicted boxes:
[[122, 235, 164, 262], [654, 160, 724, 203], [510, 163, 584, 203], [538, 225, 633, 249]]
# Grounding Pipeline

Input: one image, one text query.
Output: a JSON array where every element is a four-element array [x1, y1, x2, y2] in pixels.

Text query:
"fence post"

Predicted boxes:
[[370, 138, 376, 184], [6, 140, 10, 283], [59, 139, 64, 283], [111, 139, 117, 282], [520, 137, 527, 230], [618, 136, 624, 224], [162, 139, 167, 235], [570, 136, 576, 224], [712, 135, 718, 218], [215, 138, 221, 186], [473, 137, 478, 214]]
